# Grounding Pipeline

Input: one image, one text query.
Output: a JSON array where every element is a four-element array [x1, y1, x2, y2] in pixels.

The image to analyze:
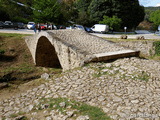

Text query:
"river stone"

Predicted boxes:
[[112, 96, 122, 102], [98, 96, 105, 101], [46, 116, 52, 120], [66, 111, 74, 117], [41, 73, 50, 80], [28, 105, 34, 111], [131, 100, 139, 104], [59, 102, 66, 108], [76, 115, 89, 120]]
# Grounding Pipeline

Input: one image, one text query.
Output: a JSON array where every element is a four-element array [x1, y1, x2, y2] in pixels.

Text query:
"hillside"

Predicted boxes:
[[145, 6, 160, 11]]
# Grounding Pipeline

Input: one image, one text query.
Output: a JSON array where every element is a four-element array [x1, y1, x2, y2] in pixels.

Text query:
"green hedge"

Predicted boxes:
[[153, 41, 160, 56]]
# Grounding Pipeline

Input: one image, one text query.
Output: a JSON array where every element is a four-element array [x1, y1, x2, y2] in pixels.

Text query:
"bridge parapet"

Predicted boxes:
[[25, 30, 139, 70]]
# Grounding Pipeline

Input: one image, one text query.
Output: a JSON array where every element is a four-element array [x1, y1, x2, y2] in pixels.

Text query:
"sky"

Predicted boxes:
[[139, 0, 160, 7]]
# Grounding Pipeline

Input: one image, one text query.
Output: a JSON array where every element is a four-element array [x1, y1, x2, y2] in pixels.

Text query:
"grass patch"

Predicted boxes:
[[0, 33, 30, 38], [0, 49, 5, 55], [0, 33, 62, 84], [76, 103, 110, 120], [90, 62, 150, 82], [35, 97, 111, 120], [120, 71, 150, 82], [2, 64, 35, 74], [10, 113, 28, 120], [136, 71, 150, 82], [92, 64, 119, 78], [10, 113, 19, 118], [153, 41, 160, 56], [104, 37, 160, 42], [148, 55, 160, 60]]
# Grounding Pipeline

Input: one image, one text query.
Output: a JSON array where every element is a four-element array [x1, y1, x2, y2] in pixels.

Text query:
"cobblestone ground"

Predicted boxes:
[[0, 57, 160, 120]]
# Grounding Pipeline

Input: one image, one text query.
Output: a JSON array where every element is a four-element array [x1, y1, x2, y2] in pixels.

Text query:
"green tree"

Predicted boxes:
[[0, 0, 33, 22], [76, 0, 92, 12], [0, 7, 10, 21], [75, 11, 91, 26], [149, 10, 160, 26], [32, 0, 62, 23], [99, 16, 122, 31], [88, 0, 145, 29], [112, 0, 145, 29], [88, 0, 112, 23], [74, 0, 93, 26], [61, 0, 78, 25]]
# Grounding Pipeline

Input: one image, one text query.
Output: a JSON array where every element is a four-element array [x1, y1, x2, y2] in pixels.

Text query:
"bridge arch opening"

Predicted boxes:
[[35, 36, 62, 68]]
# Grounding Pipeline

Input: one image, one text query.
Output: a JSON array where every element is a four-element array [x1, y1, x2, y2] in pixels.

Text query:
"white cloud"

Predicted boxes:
[[156, 3, 160, 6]]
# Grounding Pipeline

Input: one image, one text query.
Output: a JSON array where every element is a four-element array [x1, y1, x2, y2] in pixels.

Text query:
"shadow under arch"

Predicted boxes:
[[36, 36, 62, 68]]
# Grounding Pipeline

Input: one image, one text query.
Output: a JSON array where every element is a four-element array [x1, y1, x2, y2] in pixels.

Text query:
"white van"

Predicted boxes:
[[91, 24, 109, 33]]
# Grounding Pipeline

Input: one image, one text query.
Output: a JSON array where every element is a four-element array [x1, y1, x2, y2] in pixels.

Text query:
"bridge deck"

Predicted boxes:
[[49, 30, 131, 55], [49, 30, 139, 60]]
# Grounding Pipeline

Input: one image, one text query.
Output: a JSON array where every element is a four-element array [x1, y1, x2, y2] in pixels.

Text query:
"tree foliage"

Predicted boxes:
[[75, 11, 91, 26], [99, 16, 122, 31], [76, 0, 92, 12], [144, 7, 160, 21], [74, 0, 92, 26], [112, 0, 145, 29], [61, 0, 78, 25], [149, 10, 160, 26], [0, 0, 145, 29], [88, 0, 145, 29], [0, 0, 33, 22], [32, 0, 62, 23], [88, 0, 112, 23]]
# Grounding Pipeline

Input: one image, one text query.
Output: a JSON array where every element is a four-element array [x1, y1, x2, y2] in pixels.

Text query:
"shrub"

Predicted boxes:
[[0, 49, 5, 55], [153, 41, 160, 56]]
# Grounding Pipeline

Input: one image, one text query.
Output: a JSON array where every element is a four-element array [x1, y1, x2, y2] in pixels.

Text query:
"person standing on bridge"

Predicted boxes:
[[33, 23, 37, 33], [37, 23, 41, 33]]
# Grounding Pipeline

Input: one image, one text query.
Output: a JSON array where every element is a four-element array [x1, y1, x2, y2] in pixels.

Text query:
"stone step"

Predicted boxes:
[[91, 50, 140, 61]]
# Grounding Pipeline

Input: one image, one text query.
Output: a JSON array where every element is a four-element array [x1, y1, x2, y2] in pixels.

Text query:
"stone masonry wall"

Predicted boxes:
[[117, 41, 155, 56]]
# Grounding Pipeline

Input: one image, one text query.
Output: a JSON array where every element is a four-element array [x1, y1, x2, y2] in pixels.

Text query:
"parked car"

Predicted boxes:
[[17, 22, 25, 29], [91, 24, 109, 34], [84, 27, 93, 33], [0, 21, 4, 29], [57, 25, 66, 29], [27, 22, 35, 29], [74, 24, 85, 31], [40, 24, 47, 30], [66, 26, 74, 29], [0, 21, 18, 30]]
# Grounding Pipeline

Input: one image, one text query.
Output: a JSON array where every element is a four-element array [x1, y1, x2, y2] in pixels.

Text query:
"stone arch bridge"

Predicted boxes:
[[25, 30, 139, 71]]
